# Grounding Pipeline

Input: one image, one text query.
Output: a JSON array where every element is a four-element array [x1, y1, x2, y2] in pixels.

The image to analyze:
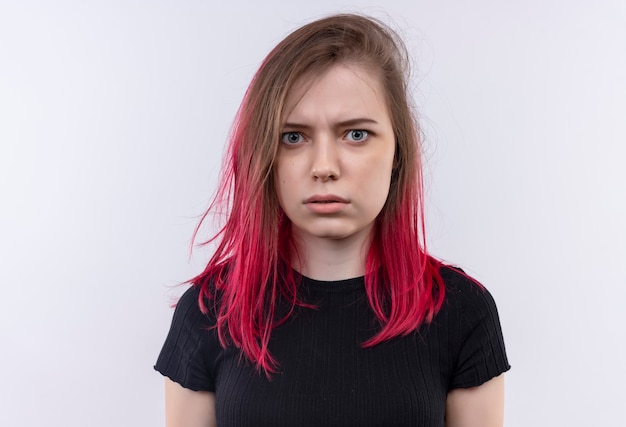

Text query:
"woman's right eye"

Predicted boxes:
[[281, 132, 303, 144]]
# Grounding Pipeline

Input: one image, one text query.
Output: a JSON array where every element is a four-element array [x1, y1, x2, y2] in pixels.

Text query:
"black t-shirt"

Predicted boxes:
[[155, 266, 510, 426]]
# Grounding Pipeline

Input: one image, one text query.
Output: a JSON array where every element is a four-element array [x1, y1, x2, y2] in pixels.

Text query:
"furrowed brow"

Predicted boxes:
[[336, 118, 379, 127], [282, 118, 379, 130], [282, 122, 312, 131]]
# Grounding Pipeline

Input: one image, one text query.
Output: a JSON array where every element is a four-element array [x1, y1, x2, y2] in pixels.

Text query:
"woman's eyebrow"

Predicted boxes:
[[282, 122, 312, 131], [336, 118, 379, 127]]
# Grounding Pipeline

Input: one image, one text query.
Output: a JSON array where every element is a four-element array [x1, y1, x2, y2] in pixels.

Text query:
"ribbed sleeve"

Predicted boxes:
[[154, 286, 216, 392], [446, 273, 510, 389]]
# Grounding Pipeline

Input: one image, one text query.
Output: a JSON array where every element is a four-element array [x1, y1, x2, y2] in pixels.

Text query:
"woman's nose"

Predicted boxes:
[[311, 136, 340, 181]]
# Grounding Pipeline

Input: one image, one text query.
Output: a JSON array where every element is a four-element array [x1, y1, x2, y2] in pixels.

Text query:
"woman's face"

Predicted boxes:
[[274, 64, 396, 248]]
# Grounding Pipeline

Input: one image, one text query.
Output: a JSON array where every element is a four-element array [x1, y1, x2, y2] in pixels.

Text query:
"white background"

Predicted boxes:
[[1, 1, 625, 426]]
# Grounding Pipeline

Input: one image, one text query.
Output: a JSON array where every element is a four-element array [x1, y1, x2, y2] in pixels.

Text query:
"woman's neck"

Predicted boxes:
[[291, 228, 371, 281]]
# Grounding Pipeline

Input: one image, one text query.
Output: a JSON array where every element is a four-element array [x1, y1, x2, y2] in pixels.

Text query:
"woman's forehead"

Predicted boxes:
[[282, 64, 387, 122]]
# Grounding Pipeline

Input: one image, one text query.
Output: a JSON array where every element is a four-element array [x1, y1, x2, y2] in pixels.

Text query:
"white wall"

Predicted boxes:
[[1, 1, 624, 425]]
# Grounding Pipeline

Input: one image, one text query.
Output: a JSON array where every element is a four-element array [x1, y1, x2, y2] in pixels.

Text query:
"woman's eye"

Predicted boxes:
[[281, 132, 303, 144], [346, 129, 369, 142]]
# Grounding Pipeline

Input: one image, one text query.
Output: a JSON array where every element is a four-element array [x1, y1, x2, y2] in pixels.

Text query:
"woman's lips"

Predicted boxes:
[[304, 195, 349, 214], [304, 194, 349, 203]]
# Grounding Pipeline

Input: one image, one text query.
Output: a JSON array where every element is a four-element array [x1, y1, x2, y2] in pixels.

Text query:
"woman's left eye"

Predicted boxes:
[[345, 129, 369, 142]]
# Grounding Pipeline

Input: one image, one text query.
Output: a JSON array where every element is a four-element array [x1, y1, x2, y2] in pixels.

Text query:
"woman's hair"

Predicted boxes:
[[191, 13, 445, 375]]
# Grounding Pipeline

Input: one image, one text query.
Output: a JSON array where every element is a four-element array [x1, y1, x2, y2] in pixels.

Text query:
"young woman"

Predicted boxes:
[[156, 13, 510, 427]]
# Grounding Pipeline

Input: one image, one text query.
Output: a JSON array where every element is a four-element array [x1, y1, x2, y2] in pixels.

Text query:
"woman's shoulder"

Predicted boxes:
[[438, 264, 500, 317], [171, 282, 219, 328], [439, 264, 480, 290]]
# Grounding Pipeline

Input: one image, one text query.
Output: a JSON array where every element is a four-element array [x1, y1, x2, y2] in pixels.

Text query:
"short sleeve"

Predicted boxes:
[[447, 272, 511, 389], [154, 286, 217, 392]]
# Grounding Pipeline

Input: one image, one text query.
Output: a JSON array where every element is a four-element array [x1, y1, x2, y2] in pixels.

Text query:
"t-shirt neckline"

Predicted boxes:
[[300, 274, 365, 294]]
